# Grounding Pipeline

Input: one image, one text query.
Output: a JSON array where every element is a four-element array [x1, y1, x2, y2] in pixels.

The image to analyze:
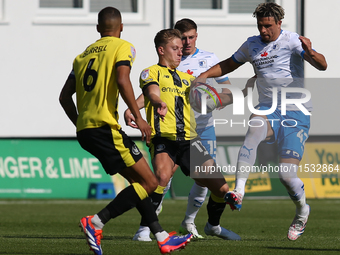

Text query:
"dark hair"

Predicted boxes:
[[253, 2, 285, 23], [154, 29, 182, 49], [174, 18, 197, 33], [98, 6, 121, 24]]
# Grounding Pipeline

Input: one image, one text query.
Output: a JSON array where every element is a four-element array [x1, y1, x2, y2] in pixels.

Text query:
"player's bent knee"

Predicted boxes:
[[278, 163, 299, 188], [211, 192, 226, 203], [154, 170, 172, 187], [210, 183, 229, 198], [279, 176, 292, 188]]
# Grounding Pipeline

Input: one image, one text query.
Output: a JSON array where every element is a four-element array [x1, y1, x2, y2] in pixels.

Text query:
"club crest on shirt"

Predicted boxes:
[[156, 144, 166, 151], [199, 59, 207, 68], [272, 42, 281, 51], [141, 69, 150, 80], [131, 144, 141, 155], [182, 79, 189, 86]]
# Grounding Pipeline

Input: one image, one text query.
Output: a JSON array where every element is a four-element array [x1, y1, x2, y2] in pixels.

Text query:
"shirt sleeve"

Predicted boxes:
[[210, 53, 229, 84], [232, 40, 249, 64], [290, 32, 305, 59], [115, 42, 136, 68], [68, 69, 75, 79], [139, 67, 159, 94]]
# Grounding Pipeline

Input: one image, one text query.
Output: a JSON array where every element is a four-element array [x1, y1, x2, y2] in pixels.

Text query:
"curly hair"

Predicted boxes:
[[253, 2, 285, 23]]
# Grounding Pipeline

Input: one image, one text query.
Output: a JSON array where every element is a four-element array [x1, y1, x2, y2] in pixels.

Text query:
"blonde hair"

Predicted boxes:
[[154, 29, 182, 49]]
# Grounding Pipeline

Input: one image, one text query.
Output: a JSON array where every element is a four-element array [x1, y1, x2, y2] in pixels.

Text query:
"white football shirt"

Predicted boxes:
[[232, 30, 312, 111], [177, 48, 229, 129]]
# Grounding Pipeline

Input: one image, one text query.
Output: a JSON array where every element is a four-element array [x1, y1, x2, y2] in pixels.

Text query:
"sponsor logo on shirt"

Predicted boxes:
[[161, 87, 189, 96], [253, 53, 278, 69], [187, 69, 194, 75], [261, 51, 268, 57]]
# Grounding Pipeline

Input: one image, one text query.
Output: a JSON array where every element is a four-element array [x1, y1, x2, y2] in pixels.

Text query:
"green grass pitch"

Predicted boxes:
[[0, 199, 339, 255]]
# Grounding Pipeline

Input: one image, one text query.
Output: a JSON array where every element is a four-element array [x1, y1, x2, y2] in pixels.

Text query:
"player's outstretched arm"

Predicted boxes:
[[59, 77, 78, 126], [124, 93, 145, 129], [198, 57, 242, 80], [216, 75, 257, 107], [299, 36, 327, 71], [116, 65, 151, 143], [143, 84, 167, 122]]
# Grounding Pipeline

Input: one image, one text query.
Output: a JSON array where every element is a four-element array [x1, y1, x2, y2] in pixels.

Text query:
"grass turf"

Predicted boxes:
[[0, 199, 339, 255]]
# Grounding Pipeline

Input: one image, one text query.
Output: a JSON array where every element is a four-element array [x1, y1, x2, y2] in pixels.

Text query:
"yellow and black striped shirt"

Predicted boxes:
[[140, 64, 197, 141]]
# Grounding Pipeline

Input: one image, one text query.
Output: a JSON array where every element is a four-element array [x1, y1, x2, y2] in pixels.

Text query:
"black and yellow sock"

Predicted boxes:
[[98, 183, 147, 223], [140, 185, 165, 227], [136, 197, 163, 234], [207, 194, 226, 226]]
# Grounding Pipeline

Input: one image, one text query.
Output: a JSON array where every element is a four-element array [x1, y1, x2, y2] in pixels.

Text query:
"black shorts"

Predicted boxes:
[[149, 136, 212, 176], [77, 125, 143, 175]]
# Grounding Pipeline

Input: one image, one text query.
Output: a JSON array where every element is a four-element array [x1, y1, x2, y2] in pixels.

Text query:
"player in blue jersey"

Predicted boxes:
[[173, 18, 231, 239], [197, 2, 327, 241]]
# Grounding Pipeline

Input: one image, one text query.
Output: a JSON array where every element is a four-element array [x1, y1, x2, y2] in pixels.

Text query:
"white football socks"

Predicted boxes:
[[279, 163, 308, 217], [91, 214, 104, 230], [235, 117, 268, 196], [183, 182, 208, 223], [155, 231, 169, 242], [234, 162, 252, 197]]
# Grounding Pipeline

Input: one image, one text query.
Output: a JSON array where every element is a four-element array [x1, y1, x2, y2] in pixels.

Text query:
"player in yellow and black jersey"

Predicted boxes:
[[140, 63, 196, 141], [59, 7, 191, 255], [73, 33, 136, 131], [130, 29, 241, 241]]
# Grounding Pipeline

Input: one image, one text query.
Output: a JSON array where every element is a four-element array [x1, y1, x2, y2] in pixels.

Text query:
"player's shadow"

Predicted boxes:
[[266, 247, 340, 252], [0, 253, 81, 255], [2, 234, 95, 240]]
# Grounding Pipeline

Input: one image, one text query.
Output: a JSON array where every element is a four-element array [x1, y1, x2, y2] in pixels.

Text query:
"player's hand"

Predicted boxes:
[[299, 36, 313, 55], [124, 109, 139, 129], [196, 71, 208, 81], [135, 117, 152, 143], [192, 77, 207, 88], [156, 101, 167, 122]]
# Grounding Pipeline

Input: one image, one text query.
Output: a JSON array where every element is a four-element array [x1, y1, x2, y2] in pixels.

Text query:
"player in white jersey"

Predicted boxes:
[[197, 2, 327, 241], [175, 19, 231, 239]]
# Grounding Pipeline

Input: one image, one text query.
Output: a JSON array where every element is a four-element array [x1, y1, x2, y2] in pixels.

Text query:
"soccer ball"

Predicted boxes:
[[189, 82, 221, 113]]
